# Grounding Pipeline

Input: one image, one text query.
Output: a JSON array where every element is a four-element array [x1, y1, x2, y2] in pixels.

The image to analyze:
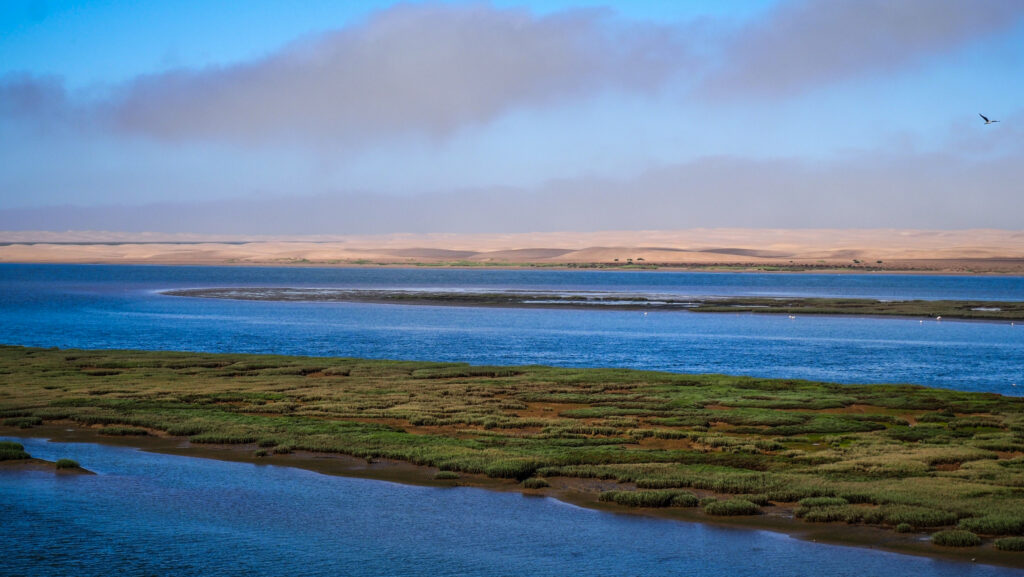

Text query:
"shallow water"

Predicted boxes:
[[2, 437, 1020, 577], [1, 264, 1020, 392]]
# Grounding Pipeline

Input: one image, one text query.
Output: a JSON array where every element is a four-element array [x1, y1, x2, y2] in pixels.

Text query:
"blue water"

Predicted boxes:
[[2, 264, 1023, 576], [2, 437, 1020, 577], [1, 264, 1020, 392]]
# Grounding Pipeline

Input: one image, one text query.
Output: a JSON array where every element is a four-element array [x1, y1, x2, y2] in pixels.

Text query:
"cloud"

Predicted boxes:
[[702, 0, 1024, 97], [0, 73, 82, 132], [95, 3, 683, 142], [4, 0, 1021, 145]]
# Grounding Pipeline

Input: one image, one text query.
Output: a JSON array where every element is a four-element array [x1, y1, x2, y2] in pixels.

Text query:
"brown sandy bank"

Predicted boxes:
[[4, 424, 1021, 570], [1, 229, 1023, 273]]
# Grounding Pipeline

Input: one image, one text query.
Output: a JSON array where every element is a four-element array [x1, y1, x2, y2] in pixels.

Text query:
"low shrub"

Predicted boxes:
[[189, 433, 258, 445], [994, 537, 1024, 552], [798, 505, 850, 523], [98, 426, 148, 436], [704, 499, 761, 516], [895, 523, 913, 533], [931, 529, 981, 547], [958, 514, 1024, 536], [3, 416, 42, 429], [881, 505, 957, 528], [599, 490, 698, 508], [670, 492, 700, 507], [522, 477, 550, 489], [0, 440, 30, 460], [798, 497, 848, 508], [55, 458, 80, 470], [484, 460, 539, 481]]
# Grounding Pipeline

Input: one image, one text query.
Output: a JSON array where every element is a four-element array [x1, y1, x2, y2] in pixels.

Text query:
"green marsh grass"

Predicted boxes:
[[2, 345, 1023, 536], [994, 537, 1024, 552], [0, 440, 30, 460], [3, 416, 42, 429], [703, 499, 761, 516], [931, 529, 982, 547]]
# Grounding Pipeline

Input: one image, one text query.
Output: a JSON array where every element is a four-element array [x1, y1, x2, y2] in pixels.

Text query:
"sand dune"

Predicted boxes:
[[1, 229, 1022, 273]]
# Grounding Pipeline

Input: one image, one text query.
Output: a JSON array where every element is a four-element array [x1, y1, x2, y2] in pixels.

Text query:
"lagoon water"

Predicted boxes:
[[1, 264, 1021, 392], [2, 264, 1023, 575], [2, 437, 1020, 577]]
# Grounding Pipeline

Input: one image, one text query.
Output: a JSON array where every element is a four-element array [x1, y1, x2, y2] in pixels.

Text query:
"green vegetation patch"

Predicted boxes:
[[2, 416, 42, 429], [522, 477, 551, 489], [0, 440, 31, 460], [704, 498, 761, 516], [599, 490, 698, 508], [1, 345, 1023, 536], [931, 529, 982, 547], [994, 537, 1024, 552]]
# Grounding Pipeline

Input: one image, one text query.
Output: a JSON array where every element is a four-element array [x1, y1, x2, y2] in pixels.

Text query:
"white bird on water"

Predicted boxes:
[[979, 113, 1000, 125]]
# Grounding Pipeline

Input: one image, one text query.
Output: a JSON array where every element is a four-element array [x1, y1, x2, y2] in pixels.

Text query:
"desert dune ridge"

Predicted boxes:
[[1, 229, 1022, 273]]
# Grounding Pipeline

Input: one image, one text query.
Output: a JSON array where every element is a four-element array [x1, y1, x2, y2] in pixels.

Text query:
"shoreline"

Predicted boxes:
[[4, 423, 1022, 569], [3, 257, 1024, 276]]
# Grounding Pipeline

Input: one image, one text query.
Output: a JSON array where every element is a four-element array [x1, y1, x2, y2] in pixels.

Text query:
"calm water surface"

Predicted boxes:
[[1, 264, 1020, 392], [2, 437, 1020, 577], [2, 265, 1023, 576]]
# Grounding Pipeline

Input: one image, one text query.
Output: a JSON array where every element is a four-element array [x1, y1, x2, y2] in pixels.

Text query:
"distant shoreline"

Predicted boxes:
[[163, 287, 1024, 321], [2, 229, 1022, 274]]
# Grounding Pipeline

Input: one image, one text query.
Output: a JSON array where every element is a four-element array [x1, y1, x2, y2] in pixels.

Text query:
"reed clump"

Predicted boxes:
[[931, 529, 981, 547], [0, 440, 30, 460], [994, 537, 1024, 552], [704, 498, 761, 516]]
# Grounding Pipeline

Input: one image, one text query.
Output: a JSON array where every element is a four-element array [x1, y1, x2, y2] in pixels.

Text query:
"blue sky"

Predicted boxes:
[[1, 0, 1022, 233]]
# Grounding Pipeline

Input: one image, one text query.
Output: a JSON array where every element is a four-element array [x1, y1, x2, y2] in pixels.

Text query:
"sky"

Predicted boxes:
[[1, 0, 1022, 234]]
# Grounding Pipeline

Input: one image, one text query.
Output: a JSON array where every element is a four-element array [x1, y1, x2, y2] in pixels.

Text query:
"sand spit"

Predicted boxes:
[[1, 229, 1022, 273]]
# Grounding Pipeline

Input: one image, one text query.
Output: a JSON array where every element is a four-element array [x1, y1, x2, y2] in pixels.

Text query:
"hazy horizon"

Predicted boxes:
[[2, 1, 1022, 234]]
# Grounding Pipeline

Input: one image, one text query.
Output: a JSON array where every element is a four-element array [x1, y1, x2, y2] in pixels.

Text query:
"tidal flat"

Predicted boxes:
[[164, 287, 1024, 321], [2, 345, 1023, 566]]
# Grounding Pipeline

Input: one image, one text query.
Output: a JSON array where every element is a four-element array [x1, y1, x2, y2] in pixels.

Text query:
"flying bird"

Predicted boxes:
[[979, 114, 1000, 125]]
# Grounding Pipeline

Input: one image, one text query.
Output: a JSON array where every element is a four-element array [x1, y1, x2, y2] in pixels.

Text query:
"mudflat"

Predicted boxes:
[[2, 229, 1022, 273]]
